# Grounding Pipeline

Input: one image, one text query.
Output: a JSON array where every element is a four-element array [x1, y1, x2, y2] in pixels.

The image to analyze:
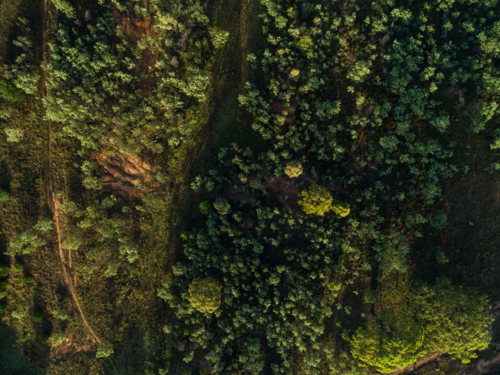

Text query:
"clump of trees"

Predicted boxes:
[[351, 279, 492, 372]]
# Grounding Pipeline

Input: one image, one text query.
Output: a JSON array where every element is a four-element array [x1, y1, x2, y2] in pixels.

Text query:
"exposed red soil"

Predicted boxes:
[[96, 150, 168, 201]]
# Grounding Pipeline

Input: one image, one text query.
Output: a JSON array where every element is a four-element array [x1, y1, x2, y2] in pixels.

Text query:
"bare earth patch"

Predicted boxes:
[[96, 150, 168, 201]]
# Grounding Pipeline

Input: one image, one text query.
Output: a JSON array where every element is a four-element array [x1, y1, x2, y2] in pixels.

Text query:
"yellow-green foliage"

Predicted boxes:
[[298, 185, 332, 216], [188, 278, 222, 314], [352, 279, 492, 372], [351, 313, 425, 373], [332, 200, 350, 217], [284, 160, 303, 178], [326, 276, 341, 293], [409, 278, 492, 363]]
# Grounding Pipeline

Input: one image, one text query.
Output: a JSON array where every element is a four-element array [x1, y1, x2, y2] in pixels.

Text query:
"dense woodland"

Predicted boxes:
[[1, 0, 500, 374]]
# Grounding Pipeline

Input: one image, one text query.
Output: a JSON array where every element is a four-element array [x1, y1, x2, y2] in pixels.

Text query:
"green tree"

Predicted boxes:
[[12, 305, 29, 319], [21, 276, 34, 284], [213, 198, 231, 215], [199, 200, 211, 214], [285, 161, 303, 178], [351, 313, 425, 373], [188, 278, 222, 314], [297, 35, 313, 52], [12, 262, 24, 272], [0, 79, 22, 102], [61, 226, 82, 250], [298, 185, 333, 216], [0, 189, 10, 202], [332, 201, 350, 217], [53, 309, 68, 320], [7, 230, 45, 256], [0, 264, 10, 277], [363, 290, 379, 304], [32, 311, 43, 323], [410, 278, 492, 363], [4, 128, 24, 143], [96, 343, 114, 358]]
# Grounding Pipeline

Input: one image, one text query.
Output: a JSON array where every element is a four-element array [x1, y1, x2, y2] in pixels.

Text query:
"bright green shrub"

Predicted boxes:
[[53, 309, 68, 320], [213, 198, 231, 215], [49, 332, 66, 347], [21, 276, 34, 284], [4, 128, 24, 143], [351, 313, 425, 373], [199, 200, 211, 214], [209, 27, 229, 49], [0, 265, 10, 277], [7, 230, 45, 256], [297, 35, 313, 52], [326, 276, 342, 292], [284, 161, 303, 178], [96, 343, 114, 358], [363, 290, 379, 304], [12, 262, 23, 272], [0, 79, 22, 102], [298, 185, 332, 216], [188, 278, 222, 314], [332, 201, 350, 217], [0, 189, 10, 202], [32, 311, 43, 323], [61, 227, 82, 250], [12, 305, 29, 319], [0, 291, 6, 299], [410, 278, 492, 363]]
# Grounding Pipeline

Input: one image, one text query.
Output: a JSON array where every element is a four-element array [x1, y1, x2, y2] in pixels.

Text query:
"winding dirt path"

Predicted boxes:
[[42, 0, 100, 346]]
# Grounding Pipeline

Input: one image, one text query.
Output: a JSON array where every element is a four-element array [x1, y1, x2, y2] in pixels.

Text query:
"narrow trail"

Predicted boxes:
[[42, 0, 100, 346]]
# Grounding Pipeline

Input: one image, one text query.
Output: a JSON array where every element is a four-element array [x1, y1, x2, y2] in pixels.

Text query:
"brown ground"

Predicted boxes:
[[96, 149, 168, 201]]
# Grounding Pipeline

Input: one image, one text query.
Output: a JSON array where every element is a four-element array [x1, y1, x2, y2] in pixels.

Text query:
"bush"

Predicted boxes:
[[11, 305, 29, 319], [0, 79, 22, 102], [53, 309, 68, 320], [49, 332, 66, 346], [96, 343, 114, 358], [0, 301, 6, 313], [61, 226, 82, 250], [12, 262, 23, 272], [410, 278, 492, 363], [0, 264, 10, 277], [21, 276, 34, 284], [326, 276, 342, 292], [298, 185, 333, 216], [188, 278, 223, 314], [332, 200, 350, 218], [351, 313, 425, 373], [428, 210, 447, 229], [199, 200, 211, 214], [0, 291, 6, 299], [213, 198, 231, 215], [41, 332, 51, 343], [363, 290, 379, 304], [32, 311, 43, 323], [284, 161, 303, 178], [297, 35, 313, 52], [0, 189, 10, 202], [4, 128, 24, 143], [0, 281, 8, 290]]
